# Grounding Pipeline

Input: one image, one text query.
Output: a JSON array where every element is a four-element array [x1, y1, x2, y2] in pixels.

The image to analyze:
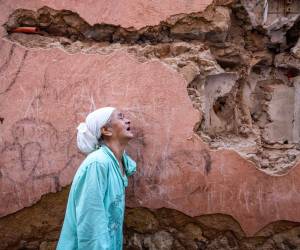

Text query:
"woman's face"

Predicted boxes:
[[106, 109, 134, 142]]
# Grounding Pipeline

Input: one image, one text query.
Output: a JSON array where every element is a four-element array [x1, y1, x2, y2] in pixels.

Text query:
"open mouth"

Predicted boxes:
[[126, 127, 131, 131]]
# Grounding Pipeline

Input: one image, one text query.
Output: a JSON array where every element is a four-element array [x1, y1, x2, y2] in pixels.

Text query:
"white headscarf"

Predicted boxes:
[[77, 107, 115, 154]]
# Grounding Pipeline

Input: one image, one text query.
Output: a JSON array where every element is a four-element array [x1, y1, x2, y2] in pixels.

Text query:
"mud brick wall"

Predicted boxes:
[[1, 0, 300, 249]]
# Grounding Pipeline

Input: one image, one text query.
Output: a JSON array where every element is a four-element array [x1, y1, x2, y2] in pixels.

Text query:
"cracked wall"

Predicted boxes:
[[1, 187, 300, 250], [4, 1, 300, 174], [2, 0, 300, 248]]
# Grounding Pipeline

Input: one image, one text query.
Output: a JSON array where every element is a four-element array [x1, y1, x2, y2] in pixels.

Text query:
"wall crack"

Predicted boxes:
[[4, 0, 300, 174]]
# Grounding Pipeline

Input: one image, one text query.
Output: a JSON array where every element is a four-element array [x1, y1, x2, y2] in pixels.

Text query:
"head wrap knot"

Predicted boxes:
[[77, 107, 115, 154]]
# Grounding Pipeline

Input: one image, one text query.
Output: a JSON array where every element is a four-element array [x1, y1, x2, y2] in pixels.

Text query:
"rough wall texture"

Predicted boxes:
[[0, 0, 212, 30], [1, 0, 300, 249], [1, 187, 300, 250]]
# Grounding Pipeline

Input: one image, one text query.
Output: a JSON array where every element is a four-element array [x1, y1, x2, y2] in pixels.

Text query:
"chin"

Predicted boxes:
[[126, 132, 134, 139], [127, 133, 134, 139]]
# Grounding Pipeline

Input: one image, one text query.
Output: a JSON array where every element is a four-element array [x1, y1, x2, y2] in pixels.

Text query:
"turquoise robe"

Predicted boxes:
[[57, 145, 136, 250]]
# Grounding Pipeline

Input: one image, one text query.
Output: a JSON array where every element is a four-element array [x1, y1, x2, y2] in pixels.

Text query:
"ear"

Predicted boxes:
[[101, 126, 113, 137]]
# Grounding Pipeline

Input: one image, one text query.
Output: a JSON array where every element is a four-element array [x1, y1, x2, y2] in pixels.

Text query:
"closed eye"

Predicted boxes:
[[118, 112, 125, 120]]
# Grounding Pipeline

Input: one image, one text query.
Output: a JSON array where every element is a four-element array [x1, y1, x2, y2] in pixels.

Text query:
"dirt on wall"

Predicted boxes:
[[1, 186, 300, 250]]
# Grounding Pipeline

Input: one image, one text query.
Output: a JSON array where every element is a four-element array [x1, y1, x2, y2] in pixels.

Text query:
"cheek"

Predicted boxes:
[[113, 123, 125, 134]]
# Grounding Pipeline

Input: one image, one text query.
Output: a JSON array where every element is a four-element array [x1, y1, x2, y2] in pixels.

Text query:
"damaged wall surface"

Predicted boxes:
[[1, 0, 300, 248], [1, 188, 300, 250]]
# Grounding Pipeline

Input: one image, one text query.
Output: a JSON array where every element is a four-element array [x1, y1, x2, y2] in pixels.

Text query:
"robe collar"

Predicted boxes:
[[101, 144, 129, 187]]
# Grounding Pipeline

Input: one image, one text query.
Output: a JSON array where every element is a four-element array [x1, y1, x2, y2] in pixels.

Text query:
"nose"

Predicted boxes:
[[125, 118, 130, 124]]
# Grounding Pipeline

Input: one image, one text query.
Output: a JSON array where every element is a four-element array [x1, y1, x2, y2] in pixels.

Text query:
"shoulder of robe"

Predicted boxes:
[[124, 153, 136, 164], [75, 149, 111, 175], [123, 153, 137, 176]]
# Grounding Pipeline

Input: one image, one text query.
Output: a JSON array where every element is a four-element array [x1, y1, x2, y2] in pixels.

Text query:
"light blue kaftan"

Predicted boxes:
[[57, 145, 136, 250]]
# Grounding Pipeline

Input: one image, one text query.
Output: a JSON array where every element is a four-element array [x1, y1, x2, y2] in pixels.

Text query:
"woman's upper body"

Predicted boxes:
[[57, 107, 136, 250], [57, 145, 136, 250]]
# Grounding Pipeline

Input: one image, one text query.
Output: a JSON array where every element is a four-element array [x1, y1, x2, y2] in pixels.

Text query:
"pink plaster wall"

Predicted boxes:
[[0, 0, 211, 32], [1, 0, 300, 237]]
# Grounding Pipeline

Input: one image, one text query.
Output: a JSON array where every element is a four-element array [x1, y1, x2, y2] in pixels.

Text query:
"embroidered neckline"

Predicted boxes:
[[101, 145, 128, 187]]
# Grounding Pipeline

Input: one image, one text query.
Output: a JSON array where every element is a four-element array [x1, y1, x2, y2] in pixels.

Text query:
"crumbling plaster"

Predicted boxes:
[[2, 0, 300, 238]]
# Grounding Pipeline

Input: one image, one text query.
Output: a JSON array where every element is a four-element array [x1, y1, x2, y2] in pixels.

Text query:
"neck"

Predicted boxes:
[[103, 140, 127, 161]]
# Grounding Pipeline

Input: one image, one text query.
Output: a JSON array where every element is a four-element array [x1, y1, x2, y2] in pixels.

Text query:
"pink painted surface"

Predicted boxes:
[[0, 0, 212, 32], [1, 39, 300, 236], [1, 0, 300, 237]]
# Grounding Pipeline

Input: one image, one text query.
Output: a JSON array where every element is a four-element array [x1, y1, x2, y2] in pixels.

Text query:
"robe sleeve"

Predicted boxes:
[[73, 161, 111, 250]]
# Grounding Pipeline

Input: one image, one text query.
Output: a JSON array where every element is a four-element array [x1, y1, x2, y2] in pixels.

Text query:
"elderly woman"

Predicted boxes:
[[57, 107, 136, 250]]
